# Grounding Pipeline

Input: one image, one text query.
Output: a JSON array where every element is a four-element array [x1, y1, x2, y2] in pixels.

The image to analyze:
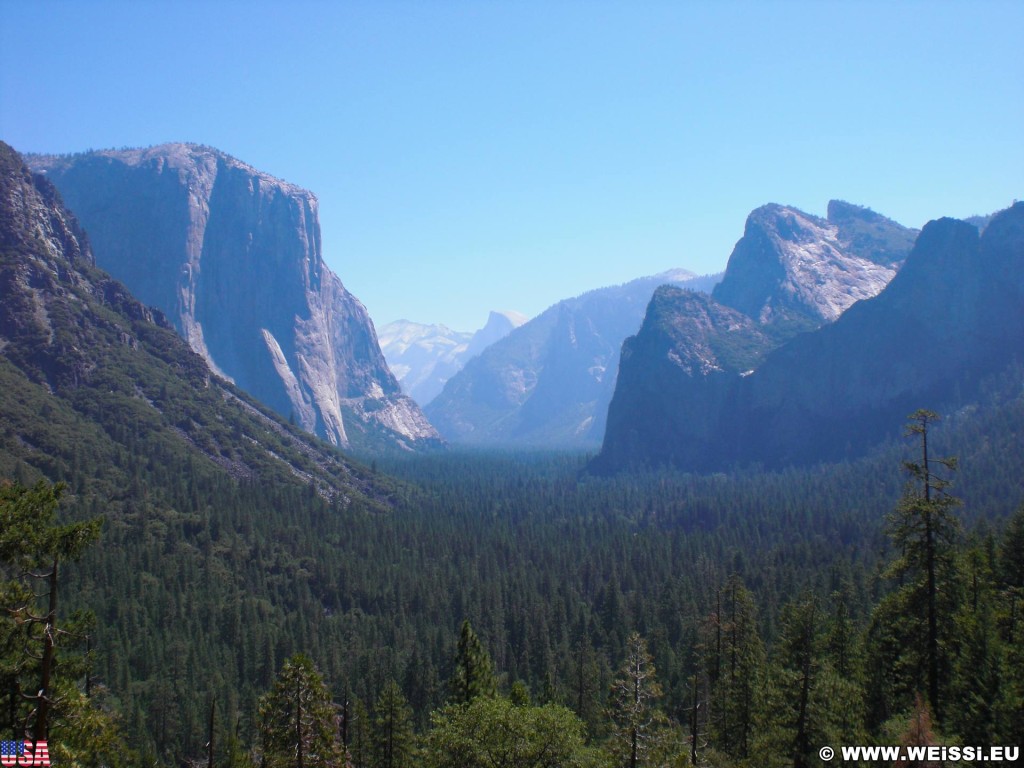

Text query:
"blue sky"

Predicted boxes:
[[2, 1, 1021, 330]]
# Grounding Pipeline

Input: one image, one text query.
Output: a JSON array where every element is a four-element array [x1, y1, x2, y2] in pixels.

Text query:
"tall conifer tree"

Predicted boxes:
[[372, 680, 415, 768], [257, 654, 345, 768], [450, 621, 496, 705], [886, 410, 961, 725], [608, 632, 664, 768]]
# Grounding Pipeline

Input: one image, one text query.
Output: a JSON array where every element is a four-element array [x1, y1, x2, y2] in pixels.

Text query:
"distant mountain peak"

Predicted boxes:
[[487, 309, 529, 327], [827, 198, 884, 223], [650, 267, 698, 283], [826, 199, 919, 267], [379, 310, 527, 406], [425, 268, 717, 447]]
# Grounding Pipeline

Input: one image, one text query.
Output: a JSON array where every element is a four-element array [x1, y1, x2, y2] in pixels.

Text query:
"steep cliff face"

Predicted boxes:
[[736, 207, 1024, 466], [424, 270, 717, 447], [29, 144, 439, 451], [1, 143, 106, 391], [711, 203, 905, 335], [598, 287, 770, 471], [0, 140, 394, 505], [596, 200, 916, 470], [597, 203, 1024, 472], [827, 199, 920, 266]]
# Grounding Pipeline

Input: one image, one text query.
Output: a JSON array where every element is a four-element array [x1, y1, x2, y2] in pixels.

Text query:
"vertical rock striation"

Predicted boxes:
[[29, 144, 439, 451]]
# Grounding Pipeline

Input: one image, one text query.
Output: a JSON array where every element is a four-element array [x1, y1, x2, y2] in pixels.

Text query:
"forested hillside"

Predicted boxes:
[[4, 385, 1023, 764], [2, 143, 1022, 765]]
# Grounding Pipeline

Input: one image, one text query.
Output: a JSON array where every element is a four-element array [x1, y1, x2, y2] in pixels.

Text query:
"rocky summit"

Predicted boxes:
[[28, 144, 439, 452], [597, 202, 1023, 472], [711, 202, 909, 336]]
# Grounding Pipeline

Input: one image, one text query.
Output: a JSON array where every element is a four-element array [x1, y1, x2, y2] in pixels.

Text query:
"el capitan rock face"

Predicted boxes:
[[29, 144, 439, 451], [597, 203, 1024, 472], [0, 140, 393, 504]]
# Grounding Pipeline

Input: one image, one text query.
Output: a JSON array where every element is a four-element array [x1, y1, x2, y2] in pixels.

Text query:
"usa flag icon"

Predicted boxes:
[[0, 740, 50, 766]]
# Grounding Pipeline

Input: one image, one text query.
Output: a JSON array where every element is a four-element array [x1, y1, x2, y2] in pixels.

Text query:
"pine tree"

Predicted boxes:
[[570, 616, 605, 738], [780, 596, 821, 768], [372, 679, 415, 768], [993, 506, 1024, 742], [449, 621, 496, 705], [885, 410, 961, 725], [708, 575, 764, 760], [402, 647, 438, 732], [949, 596, 1001, 744], [998, 504, 1024, 644], [0, 480, 103, 743], [607, 632, 664, 768], [754, 595, 865, 768], [1000, 504, 1024, 576], [347, 697, 372, 768], [257, 654, 345, 768], [424, 696, 603, 768], [893, 695, 943, 768]]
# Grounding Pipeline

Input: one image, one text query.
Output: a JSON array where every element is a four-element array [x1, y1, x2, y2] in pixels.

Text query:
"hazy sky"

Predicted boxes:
[[2, 1, 1021, 330]]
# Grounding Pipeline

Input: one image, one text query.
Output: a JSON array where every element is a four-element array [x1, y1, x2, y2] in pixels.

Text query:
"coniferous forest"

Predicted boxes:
[[1, 122, 1023, 767], [3, 385, 1023, 765], [4, 2, 1024, 764]]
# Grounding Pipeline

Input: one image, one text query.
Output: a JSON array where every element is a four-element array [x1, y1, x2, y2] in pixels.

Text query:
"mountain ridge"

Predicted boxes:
[[597, 203, 1024, 472], [379, 310, 528, 405], [424, 269, 719, 446], [711, 201, 910, 336], [428, 200, 914, 449]]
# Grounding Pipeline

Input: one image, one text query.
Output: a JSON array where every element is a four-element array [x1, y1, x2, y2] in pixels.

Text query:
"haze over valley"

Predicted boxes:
[[1, 3, 1022, 765]]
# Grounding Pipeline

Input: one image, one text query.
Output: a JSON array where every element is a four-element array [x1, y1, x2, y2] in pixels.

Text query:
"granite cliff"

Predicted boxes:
[[426, 202, 910, 450], [600, 287, 770, 469], [597, 203, 1023, 472], [0, 140, 394, 502], [711, 202, 908, 336], [28, 144, 439, 452]]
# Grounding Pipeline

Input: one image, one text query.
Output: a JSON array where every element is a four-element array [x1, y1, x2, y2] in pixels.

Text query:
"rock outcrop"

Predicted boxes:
[[0, 140, 393, 503], [599, 287, 770, 470], [711, 203, 904, 336], [596, 203, 1023, 472], [28, 144, 439, 451], [424, 270, 719, 447]]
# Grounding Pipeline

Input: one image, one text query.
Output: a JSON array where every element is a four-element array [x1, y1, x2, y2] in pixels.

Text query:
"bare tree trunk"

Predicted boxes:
[[33, 558, 58, 743]]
